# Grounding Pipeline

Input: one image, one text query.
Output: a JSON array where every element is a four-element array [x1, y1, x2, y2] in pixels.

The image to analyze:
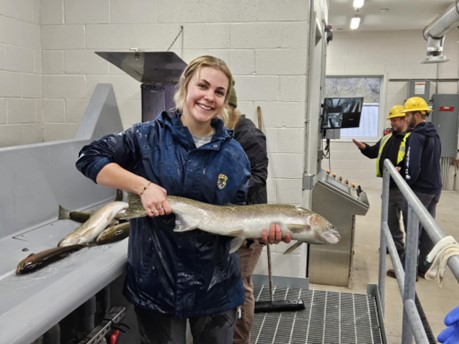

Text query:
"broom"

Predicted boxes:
[[253, 105, 305, 313]]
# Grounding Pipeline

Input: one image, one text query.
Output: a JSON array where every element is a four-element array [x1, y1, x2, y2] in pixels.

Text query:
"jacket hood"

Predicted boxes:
[[412, 121, 438, 137]]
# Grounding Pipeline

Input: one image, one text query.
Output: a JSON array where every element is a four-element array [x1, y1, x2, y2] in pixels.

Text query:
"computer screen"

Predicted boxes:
[[321, 97, 364, 129]]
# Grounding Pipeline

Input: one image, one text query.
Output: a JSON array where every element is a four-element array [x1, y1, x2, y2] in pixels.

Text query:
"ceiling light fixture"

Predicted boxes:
[[350, 16, 361, 30], [353, 0, 364, 9]]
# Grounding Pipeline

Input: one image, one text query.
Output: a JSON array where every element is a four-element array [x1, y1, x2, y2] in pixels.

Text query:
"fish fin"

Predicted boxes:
[[283, 241, 303, 255], [109, 219, 119, 226], [287, 224, 311, 233], [115, 209, 128, 220], [229, 237, 245, 253], [115, 189, 125, 201], [226, 229, 245, 236], [173, 215, 198, 232], [58, 205, 70, 220]]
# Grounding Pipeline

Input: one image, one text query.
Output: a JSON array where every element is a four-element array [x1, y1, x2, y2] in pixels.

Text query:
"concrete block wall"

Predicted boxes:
[[0, 0, 42, 146]]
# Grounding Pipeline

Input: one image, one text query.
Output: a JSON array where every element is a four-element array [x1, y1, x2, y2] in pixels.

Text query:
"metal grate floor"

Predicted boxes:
[[252, 285, 384, 344]]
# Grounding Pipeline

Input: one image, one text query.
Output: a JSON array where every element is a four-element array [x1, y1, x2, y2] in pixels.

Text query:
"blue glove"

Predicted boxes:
[[438, 306, 459, 343]]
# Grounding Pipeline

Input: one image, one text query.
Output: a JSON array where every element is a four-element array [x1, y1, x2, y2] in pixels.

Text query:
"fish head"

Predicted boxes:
[[309, 213, 341, 244], [287, 209, 340, 244], [16, 254, 35, 274], [58, 237, 80, 247]]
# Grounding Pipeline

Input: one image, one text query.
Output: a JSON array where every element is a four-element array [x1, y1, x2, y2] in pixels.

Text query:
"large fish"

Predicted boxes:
[[16, 244, 89, 275], [58, 201, 128, 247], [120, 193, 340, 254], [95, 221, 130, 245]]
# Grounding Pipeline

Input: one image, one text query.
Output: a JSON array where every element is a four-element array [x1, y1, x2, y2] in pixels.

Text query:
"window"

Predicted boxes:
[[324, 77, 381, 140]]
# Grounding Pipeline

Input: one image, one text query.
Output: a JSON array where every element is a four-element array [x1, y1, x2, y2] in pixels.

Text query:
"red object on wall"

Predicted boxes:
[[439, 106, 455, 112]]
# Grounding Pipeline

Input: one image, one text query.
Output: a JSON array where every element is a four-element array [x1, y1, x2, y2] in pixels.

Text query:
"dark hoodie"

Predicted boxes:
[[404, 121, 442, 194], [232, 115, 268, 205]]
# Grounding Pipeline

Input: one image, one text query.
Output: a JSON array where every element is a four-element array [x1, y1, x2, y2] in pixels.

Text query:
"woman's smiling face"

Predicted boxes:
[[182, 66, 229, 126]]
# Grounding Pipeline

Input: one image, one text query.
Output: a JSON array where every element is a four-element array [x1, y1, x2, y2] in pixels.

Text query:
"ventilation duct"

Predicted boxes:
[[422, 1, 459, 64]]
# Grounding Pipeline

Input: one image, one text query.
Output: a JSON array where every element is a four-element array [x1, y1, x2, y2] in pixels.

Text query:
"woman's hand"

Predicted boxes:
[[95, 163, 172, 218], [140, 182, 172, 217], [259, 223, 292, 244]]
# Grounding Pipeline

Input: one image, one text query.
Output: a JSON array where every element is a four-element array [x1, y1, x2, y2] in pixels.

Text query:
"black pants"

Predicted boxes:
[[388, 187, 408, 255], [415, 191, 441, 274], [400, 191, 441, 274], [135, 307, 237, 344]]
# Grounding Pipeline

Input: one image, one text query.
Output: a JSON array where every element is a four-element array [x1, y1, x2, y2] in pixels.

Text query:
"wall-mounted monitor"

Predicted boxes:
[[321, 97, 364, 129]]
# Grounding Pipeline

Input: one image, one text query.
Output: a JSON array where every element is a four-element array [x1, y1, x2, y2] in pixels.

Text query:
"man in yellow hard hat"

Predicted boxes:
[[401, 96, 442, 279], [353, 104, 409, 258]]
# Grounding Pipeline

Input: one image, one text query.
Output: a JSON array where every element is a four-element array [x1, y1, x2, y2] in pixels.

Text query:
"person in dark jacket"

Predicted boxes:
[[227, 85, 268, 344], [352, 104, 409, 257], [402, 96, 442, 278], [75, 55, 290, 344]]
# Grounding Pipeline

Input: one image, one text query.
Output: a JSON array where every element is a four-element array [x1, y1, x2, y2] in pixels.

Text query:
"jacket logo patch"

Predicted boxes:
[[217, 174, 228, 190]]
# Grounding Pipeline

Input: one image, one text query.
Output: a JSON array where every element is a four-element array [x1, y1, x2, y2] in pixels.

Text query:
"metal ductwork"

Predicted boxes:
[[422, 1, 459, 64]]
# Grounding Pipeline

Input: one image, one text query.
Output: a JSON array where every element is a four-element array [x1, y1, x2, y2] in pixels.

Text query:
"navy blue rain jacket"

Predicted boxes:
[[404, 121, 442, 194], [76, 111, 251, 318]]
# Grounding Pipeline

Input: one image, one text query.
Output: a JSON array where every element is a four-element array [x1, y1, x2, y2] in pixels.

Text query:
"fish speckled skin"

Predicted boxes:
[[58, 201, 128, 247], [96, 221, 130, 245], [121, 193, 340, 253]]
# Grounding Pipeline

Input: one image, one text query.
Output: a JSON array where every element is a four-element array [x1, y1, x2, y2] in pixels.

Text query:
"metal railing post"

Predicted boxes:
[[378, 167, 390, 312], [402, 206, 419, 344], [379, 159, 459, 344], [404, 299, 429, 343]]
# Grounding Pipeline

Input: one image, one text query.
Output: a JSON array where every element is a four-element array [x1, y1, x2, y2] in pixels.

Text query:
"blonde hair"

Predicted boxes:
[[174, 55, 233, 124], [226, 106, 241, 130]]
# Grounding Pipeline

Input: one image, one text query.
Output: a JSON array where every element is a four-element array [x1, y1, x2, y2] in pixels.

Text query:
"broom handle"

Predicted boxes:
[[257, 106, 262, 131], [256, 106, 274, 302], [267, 244, 274, 302]]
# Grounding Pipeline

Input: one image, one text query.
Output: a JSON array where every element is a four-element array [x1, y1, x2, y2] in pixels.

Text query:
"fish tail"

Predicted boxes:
[[58, 205, 70, 220], [115, 189, 125, 201]]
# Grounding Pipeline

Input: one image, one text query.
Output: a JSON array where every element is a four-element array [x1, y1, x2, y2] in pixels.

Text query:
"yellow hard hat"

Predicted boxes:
[[402, 96, 432, 113], [386, 105, 405, 119]]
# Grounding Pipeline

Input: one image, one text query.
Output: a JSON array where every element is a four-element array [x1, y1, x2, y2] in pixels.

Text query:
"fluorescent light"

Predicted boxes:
[[353, 0, 364, 9], [350, 16, 361, 30]]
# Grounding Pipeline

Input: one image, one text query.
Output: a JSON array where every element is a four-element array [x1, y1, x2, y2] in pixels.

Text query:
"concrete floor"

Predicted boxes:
[[309, 187, 459, 344]]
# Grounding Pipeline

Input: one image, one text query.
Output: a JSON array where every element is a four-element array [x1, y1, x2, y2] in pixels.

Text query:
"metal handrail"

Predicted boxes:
[[378, 159, 459, 344]]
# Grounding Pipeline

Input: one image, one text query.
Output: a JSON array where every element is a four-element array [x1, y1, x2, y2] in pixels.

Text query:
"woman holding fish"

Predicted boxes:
[[76, 55, 290, 344]]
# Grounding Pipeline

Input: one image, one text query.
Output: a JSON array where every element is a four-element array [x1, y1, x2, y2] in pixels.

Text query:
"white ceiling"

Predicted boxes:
[[328, 0, 455, 32]]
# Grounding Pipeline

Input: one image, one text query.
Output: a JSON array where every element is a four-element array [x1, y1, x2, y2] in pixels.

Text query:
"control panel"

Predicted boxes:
[[317, 169, 369, 208], [308, 168, 370, 286]]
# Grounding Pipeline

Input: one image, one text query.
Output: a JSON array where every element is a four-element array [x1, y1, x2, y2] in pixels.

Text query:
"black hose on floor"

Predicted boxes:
[[415, 292, 437, 344]]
